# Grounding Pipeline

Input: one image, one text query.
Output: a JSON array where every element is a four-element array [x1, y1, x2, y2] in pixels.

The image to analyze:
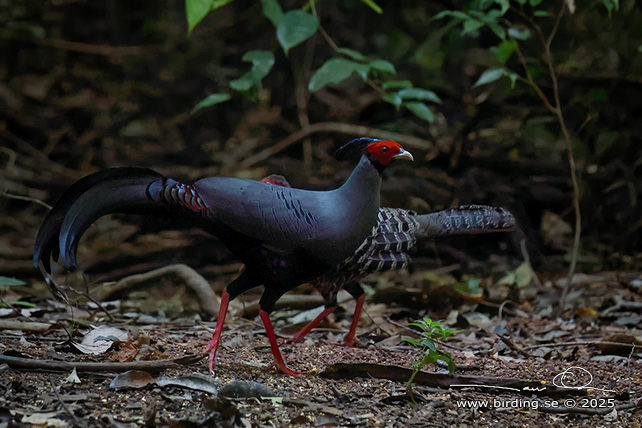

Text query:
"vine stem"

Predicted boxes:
[[515, 4, 580, 309], [536, 6, 581, 309]]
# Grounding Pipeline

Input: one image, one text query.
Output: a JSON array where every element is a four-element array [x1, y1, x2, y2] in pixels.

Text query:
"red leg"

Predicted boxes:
[[259, 307, 309, 376], [204, 289, 230, 372], [343, 293, 365, 347], [287, 306, 337, 343]]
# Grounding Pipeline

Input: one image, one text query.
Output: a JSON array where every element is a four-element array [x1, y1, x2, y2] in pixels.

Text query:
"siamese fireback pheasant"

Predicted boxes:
[[260, 174, 516, 346], [34, 137, 414, 375]]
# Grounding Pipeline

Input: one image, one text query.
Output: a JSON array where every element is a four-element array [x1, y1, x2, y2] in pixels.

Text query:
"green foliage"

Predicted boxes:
[[382, 82, 442, 122], [191, 93, 231, 114], [184, 0, 439, 122], [0, 277, 33, 308], [261, 0, 283, 26], [276, 11, 319, 55], [0, 300, 36, 308], [359, 0, 382, 15], [229, 50, 275, 91], [0, 277, 26, 287], [186, 0, 235, 34], [601, 0, 619, 16], [307, 57, 396, 92], [403, 317, 458, 403], [308, 58, 369, 91]]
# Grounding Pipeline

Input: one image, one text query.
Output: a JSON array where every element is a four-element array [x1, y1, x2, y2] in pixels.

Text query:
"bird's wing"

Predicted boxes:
[[193, 177, 330, 252]]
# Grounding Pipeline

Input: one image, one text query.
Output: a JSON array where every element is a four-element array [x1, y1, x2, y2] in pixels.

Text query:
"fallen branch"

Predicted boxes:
[[320, 363, 588, 399], [0, 320, 53, 332], [0, 353, 204, 373], [93, 264, 219, 316]]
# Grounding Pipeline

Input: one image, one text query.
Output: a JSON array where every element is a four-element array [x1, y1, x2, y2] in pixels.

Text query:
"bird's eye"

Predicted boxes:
[[381, 146, 389, 154]]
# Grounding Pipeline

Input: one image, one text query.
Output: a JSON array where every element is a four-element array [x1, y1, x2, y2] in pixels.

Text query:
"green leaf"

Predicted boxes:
[[529, 0, 543, 6], [462, 17, 484, 34], [433, 10, 470, 21], [398, 88, 442, 104], [495, 0, 510, 14], [211, 0, 235, 9], [473, 67, 505, 87], [368, 59, 396, 74], [533, 10, 551, 17], [481, 0, 509, 14], [601, 0, 619, 16], [242, 50, 275, 79], [4, 301, 36, 308], [508, 26, 531, 40], [337, 48, 367, 61], [308, 58, 367, 92], [418, 350, 440, 366], [466, 277, 482, 294], [490, 39, 517, 64], [382, 92, 403, 109], [192, 93, 231, 113], [360, 0, 383, 14], [0, 277, 26, 287], [467, 9, 505, 39], [186, 0, 212, 35], [230, 73, 254, 91], [505, 71, 519, 88], [230, 50, 275, 92], [405, 101, 435, 123], [276, 10, 319, 55], [382, 80, 413, 90], [261, 0, 283, 26]]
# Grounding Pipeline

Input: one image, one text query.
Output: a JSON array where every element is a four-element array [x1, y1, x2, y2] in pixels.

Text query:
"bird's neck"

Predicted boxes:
[[337, 155, 382, 198]]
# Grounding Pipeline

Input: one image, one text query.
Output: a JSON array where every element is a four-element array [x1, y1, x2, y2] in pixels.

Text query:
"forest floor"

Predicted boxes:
[[1, 249, 641, 427]]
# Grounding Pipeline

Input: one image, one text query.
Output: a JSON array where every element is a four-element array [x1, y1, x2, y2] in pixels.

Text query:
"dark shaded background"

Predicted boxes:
[[2, 0, 642, 283]]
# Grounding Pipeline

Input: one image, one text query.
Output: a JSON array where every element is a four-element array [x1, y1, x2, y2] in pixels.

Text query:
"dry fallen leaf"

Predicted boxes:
[[73, 326, 129, 355], [109, 370, 155, 389]]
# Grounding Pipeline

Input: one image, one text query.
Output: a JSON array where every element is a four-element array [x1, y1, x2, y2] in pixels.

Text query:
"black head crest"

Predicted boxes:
[[335, 137, 379, 161]]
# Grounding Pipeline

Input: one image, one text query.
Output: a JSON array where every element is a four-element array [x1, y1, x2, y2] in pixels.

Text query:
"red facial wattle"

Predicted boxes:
[[366, 140, 414, 165]]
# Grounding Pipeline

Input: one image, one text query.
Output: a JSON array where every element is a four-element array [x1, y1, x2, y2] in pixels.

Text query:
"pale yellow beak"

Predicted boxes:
[[392, 148, 414, 162]]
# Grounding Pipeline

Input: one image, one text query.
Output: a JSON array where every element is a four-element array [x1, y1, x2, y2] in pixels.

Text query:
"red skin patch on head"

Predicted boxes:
[[366, 140, 404, 166]]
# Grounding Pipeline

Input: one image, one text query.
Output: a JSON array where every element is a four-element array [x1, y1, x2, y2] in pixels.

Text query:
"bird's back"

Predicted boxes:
[[192, 177, 372, 266]]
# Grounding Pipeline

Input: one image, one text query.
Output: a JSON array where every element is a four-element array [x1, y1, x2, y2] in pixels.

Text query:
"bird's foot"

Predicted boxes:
[[284, 334, 303, 344], [259, 307, 312, 376], [265, 356, 310, 375], [203, 288, 231, 373], [342, 334, 358, 347], [204, 337, 220, 372], [270, 360, 310, 376]]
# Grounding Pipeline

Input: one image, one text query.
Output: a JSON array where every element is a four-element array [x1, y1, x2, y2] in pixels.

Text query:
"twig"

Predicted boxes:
[[48, 375, 82, 425], [497, 334, 533, 357], [0, 30, 151, 57], [521, 340, 642, 352], [600, 294, 642, 317], [0, 191, 52, 210], [0, 353, 204, 373], [238, 122, 435, 168], [0, 320, 53, 332]]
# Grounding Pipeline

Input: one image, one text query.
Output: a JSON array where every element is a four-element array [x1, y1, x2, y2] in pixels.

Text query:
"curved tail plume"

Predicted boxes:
[[34, 167, 164, 274]]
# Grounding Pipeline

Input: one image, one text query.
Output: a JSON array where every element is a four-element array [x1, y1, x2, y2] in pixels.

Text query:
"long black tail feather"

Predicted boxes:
[[34, 167, 164, 274]]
